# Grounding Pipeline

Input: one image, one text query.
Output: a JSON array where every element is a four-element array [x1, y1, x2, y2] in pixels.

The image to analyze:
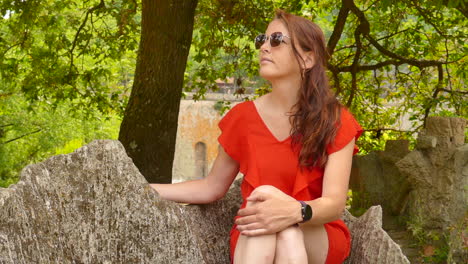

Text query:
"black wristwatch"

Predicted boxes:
[[299, 201, 313, 223]]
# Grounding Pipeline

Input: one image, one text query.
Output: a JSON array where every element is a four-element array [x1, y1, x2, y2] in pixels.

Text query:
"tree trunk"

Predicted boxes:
[[119, 0, 198, 183]]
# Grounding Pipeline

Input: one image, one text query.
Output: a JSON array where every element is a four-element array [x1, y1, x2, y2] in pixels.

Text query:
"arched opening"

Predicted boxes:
[[194, 142, 207, 179]]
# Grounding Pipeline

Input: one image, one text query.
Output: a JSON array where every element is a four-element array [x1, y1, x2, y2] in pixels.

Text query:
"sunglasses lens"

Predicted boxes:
[[270, 32, 283, 47], [255, 34, 266, 49]]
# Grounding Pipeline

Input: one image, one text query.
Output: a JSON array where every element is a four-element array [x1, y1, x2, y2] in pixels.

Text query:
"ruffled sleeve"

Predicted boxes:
[[217, 103, 245, 163], [326, 108, 363, 155]]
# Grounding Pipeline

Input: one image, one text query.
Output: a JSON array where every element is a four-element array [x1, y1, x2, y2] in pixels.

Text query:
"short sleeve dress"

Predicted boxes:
[[218, 100, 363, 264]]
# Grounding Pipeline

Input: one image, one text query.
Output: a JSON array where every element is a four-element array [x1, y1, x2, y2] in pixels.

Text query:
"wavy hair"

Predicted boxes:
[[275, 10, 343, 169]]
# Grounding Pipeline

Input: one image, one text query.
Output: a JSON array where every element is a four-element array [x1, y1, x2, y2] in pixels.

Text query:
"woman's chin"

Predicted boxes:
[[259, 69, 280, 81]]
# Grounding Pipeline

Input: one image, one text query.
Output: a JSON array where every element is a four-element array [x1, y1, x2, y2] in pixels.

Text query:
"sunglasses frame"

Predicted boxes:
[[255, 32, 290, 49]]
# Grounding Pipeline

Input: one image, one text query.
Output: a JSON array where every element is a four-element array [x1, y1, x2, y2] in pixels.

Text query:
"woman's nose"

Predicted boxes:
[[260, 40, 271, 53]]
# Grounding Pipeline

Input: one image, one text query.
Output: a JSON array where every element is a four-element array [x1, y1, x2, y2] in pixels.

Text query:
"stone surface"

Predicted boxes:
[[172, 96, 247, 183], [396, 117, 467, 230], [343, 206, 410, 264], [1, 140, 409, 263], [0, 140, 240, 264], [350, 140, 411, 215], [396, 116, 467, 262]]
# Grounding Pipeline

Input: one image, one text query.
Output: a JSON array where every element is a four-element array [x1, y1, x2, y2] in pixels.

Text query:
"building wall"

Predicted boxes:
[[172, 93, 246, 183]]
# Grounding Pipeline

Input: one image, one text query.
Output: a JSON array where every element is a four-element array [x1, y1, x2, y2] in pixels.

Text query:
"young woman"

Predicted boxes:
[[151, 9, 362, 264]]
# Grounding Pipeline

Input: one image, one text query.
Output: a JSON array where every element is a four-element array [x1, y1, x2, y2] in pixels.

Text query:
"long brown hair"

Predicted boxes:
[[275, 10, 342, 169]]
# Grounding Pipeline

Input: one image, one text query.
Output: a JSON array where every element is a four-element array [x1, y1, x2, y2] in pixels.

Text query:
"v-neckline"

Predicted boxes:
[[250, 100, 292, 143]]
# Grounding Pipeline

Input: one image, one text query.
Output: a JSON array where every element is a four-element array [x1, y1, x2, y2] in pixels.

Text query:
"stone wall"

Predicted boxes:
[[172, 94, 246, 183], [172, 99, 223, 182], [0, 140, 409, 263]]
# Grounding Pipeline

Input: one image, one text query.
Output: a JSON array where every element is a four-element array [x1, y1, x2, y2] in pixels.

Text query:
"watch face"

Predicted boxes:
[[304, 204, 312, 221]]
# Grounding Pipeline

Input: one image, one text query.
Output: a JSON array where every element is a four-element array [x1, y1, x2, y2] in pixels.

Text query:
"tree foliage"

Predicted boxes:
[[0, 0, 137, 186], [0, 0, 139, 113], [0, 0, 466, 184]]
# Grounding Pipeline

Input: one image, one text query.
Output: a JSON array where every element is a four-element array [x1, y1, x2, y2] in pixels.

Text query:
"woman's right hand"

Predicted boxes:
[[149, 144, 240, 204]]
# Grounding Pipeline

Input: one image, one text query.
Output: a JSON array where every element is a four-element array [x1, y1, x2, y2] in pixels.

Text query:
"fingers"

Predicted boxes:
[[236, 222, 263, 232], [235, 214, 258, 225], [240, 228, 269, 237], [246, 191, 269, 202], [237, 206, 257, 217]]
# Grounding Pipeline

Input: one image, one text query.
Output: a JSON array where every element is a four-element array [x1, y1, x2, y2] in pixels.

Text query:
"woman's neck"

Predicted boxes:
[[268, 75, 301, 114]]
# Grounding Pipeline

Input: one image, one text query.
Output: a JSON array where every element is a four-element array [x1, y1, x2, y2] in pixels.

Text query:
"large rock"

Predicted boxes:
[[396, 117, 467, 229], [0, 140, 408, 263], [0, 140, 240, 263], [343, 206, 409, 264], [350, 140, 411, 216], [396, 116, 467, 261]]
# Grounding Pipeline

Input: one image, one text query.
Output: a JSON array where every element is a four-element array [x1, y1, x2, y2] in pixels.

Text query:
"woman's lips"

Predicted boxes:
[[260, 58, 273, 64]]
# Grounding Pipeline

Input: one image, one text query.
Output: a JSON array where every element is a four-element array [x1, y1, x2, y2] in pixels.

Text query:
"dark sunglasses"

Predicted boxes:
[[255, 32, 290, 49]]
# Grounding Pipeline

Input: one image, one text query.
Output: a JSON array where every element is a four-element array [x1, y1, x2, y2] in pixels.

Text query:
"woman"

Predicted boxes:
[[151, 9, 362, 264]]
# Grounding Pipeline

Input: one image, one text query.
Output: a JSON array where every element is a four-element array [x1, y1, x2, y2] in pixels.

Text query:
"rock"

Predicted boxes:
[[343, 206, 410, 264], [0, 140, 239, 264], [350, 140, 411, 215], [0, 140, 409, 263], [396, 117, 467, 230], [396, 116, 467, 261], [415, 135, 437, 149], [424, 116, 466, 147]]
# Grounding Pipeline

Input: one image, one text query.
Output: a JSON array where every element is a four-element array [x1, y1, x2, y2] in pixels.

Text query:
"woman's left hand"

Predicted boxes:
[[235, 185, 302, 236]]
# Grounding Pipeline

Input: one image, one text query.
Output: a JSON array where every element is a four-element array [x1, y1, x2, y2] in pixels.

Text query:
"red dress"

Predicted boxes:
[[217, 100, 363, 264]]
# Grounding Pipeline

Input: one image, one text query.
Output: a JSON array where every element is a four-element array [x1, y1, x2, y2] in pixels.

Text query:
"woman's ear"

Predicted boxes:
[[304, 52, 315, 70]]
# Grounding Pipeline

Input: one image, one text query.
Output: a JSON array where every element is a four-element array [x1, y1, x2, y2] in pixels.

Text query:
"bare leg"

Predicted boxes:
[[300, 224, 329, 264], [233, 200, 276, 264], [233, 233, 276, 264], [274, 225, 308, 264]]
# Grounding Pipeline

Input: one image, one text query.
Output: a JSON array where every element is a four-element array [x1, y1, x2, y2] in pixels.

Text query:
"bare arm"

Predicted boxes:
[[301, 137, 355, 225], [150, 145, 240, 204]]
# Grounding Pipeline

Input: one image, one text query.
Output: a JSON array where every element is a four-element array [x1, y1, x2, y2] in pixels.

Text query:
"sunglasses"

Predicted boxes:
[[255, 32, 290, 49]]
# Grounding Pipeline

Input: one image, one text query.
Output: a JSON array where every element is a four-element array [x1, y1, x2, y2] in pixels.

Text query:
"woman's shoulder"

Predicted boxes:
[[338, 106, 360, 128], [223, 100, 253, 117], [327, 106, 363, 155]]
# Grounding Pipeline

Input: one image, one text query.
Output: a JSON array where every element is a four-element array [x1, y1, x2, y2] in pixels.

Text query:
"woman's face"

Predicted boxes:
[[258, 19, 302, 82]]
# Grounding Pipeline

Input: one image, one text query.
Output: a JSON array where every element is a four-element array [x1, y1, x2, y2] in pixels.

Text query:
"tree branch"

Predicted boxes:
[[423, 64, 444, 127], [1, 30, 28, 57], [327, 0, 350, 56], [0, 129, 42, 145], [69, 0, 105, 75], [329, 65, 342, 95], [346, 26, 362, 107], [364, 128, 415, 133], [0, 93, 13, 98], [441, 88, 468, 95], [346, 0, 446, 68], [333, 28, 411, 54], [338, 60, 404, 72], [411, 1, 447, 38]]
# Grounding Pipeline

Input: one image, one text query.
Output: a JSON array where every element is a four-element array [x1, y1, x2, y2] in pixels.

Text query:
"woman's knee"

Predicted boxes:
[[277, 225, 304, 243], [234, 234, 276, 264], [275, 226, 308, 264], [246, 185, 277, 208]]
